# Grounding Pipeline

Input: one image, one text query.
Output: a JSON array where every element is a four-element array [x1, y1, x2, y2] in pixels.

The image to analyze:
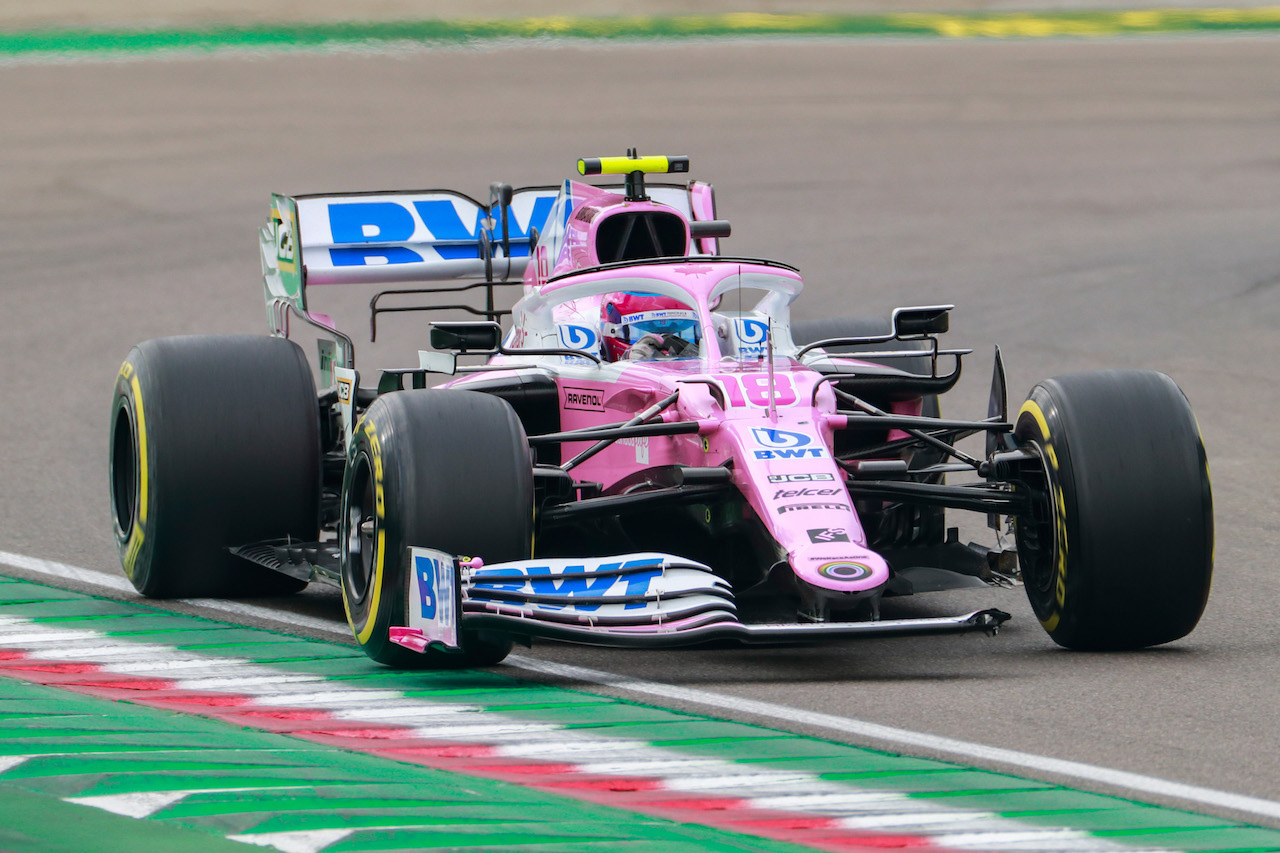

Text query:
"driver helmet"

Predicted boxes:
[[601, 292, 701, 361]]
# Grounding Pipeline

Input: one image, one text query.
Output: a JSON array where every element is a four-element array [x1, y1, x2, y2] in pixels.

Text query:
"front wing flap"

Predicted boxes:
[[389, 549, 1009, 655]]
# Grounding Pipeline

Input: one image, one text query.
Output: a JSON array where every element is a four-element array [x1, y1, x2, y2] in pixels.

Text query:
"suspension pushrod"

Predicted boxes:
[[561, 392, 680, 471], [834, 388, 984, 469]]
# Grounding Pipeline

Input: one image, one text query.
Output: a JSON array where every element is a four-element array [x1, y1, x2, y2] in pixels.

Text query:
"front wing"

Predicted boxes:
[[388, 548, 1009, 655]]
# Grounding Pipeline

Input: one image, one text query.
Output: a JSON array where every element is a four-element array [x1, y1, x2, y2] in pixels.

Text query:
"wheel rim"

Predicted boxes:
[[109, 401, 137, 541], [343, 452, 378, 606], [1014, 443, 1058, 597]]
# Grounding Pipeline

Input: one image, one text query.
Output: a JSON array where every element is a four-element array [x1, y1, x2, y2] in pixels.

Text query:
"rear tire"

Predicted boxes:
[[1014, 370, 1213, 650], [340, 390, 533, 668], [109, 335, 320, 597]]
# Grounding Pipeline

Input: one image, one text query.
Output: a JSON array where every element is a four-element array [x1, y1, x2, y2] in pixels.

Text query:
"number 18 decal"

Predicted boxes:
[[711, 373, 797, 407]]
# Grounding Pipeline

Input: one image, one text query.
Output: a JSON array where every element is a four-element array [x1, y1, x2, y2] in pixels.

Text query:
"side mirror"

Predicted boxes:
[[429, 321, 501, 353], [892, 305, 952, 337]]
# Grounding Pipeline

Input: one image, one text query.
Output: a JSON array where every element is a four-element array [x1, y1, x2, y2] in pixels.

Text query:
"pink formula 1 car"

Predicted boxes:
[[109, 154, 1214, 667]]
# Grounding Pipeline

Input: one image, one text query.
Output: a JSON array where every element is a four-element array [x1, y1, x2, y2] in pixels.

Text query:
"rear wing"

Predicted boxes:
[[261, 187, 557, 306], [260, 180, 720, 365], [260, 187, 557, 368]]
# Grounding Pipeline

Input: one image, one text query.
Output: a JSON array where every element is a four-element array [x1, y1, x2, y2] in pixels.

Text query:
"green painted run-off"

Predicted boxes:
[[1, 576, 1280, 852], [3, 8, 1280, 57]]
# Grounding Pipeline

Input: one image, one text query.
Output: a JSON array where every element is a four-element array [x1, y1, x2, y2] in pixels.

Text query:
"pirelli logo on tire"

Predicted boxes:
[[113, 359, 149, 581], [364, 421, 385, 520], [1018, 398, 1069, 632], [344, 417, 389, 647]]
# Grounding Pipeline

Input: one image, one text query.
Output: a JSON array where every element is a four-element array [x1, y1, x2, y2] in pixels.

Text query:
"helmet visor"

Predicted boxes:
[[614, 309, 701, 345]]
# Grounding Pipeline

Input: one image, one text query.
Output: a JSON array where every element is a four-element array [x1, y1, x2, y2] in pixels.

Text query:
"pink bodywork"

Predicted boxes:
[[444, 180, 914, 603]]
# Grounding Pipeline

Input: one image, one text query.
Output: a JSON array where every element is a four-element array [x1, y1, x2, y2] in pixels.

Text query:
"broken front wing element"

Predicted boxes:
[[387, 549, 1010, 654]]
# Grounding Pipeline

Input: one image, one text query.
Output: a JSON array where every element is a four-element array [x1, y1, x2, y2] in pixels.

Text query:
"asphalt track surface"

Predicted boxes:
[[2, 27, 1280, 832]]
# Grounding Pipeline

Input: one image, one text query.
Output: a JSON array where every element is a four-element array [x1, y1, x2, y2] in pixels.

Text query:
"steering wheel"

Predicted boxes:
[[626, 333, 696, 360]]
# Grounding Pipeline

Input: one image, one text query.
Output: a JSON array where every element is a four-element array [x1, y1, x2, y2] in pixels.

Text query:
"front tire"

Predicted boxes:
[[109, 335, 320, 598], [340, 389, 533, 667], [1014, 370, 1213, 650]]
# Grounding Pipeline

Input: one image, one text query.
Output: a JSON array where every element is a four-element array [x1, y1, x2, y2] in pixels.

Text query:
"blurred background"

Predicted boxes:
[[3, 0, 1280, 806]]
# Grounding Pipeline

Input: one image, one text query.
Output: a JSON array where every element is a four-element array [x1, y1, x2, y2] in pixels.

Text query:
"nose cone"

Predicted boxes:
[[790, 543, 890, 594]]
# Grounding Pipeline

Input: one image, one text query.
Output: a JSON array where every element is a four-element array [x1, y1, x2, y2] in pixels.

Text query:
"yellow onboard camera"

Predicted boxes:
[[577, 150, 690, 201]]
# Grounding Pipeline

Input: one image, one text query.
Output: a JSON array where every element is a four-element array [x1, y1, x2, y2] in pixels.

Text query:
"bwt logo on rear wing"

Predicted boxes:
[[259, 188, 559, 348], [284, 189, 559, 287]]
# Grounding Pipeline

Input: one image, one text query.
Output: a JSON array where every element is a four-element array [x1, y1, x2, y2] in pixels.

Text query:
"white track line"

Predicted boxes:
[[507, 655, 1280, 822], [3, 550, 1279, 824]]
